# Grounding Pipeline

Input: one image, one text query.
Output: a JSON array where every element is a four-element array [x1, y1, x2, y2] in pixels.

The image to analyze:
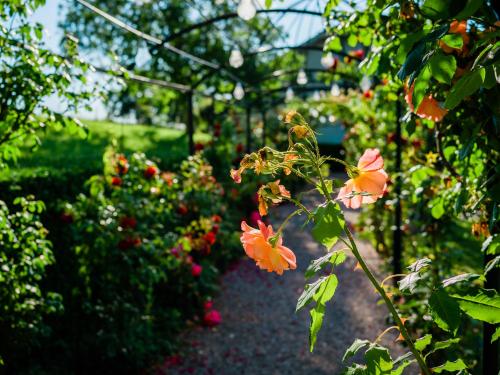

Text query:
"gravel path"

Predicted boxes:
[[163, 190, 408, 375]]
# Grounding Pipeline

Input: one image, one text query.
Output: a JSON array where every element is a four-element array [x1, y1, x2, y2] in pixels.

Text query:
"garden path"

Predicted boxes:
[[164, 190, 407, 375]]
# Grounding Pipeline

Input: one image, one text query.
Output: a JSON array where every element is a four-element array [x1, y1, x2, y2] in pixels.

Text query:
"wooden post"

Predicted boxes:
[[186, 90, 194, 155], [393, 95, 403, 278], [246, 105, 252, 153]]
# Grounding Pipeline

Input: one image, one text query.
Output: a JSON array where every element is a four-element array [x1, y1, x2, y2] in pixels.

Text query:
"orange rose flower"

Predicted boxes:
[[405, 84, 448, 122], [240, 221, 296, 275], [337, 149, 388, 209], [440, 20, 470, 55]]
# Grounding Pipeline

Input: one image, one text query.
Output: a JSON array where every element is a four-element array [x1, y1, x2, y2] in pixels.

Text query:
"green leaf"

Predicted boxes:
[[455, 0, 484, 19], [431, 199, 445, 219], [492, 327, 500, 343], [432, 359, 467, 373], [421, 0, 454, 19], [451, 289, 500, 324], [432, 338, 461, 352], [399, 272, 425, 294], [442, 273, 480, 288], [408, 258, 432, 272], [305, 250, 346, 279], [441, 34, 464, 49], [313, 274, 338, 306], [412, 66, 432, 109], [365, 345, 393, 374], [429, 52, 457, 84], [429, 288, 461, 335], [415, 334, 432, 352], [444, 68, 486, 110], [297, 274, 338, 312], [485, 256, 500, 275], [265, 0, 272, 8], [309, 304, 325, 351], [343, 339, 371, 361], [312, 201, 345, 250], [325, 36, 343, 52]]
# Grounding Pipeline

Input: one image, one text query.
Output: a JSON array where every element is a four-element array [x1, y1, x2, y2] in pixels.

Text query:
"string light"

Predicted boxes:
[[285, 87, 294, 101], [360, 76, 372, 93], [313, 91, 321, 101], [331, 83, 341, 96], [229, 49, 244, 68], [320, 52, 335, 69], [233, 82, 245, 100], [237, 0, 256, 21], [297, 69, 307, 85]]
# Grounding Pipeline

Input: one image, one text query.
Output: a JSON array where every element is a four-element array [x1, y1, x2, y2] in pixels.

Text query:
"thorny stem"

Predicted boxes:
[[343, 227, 431, 375]]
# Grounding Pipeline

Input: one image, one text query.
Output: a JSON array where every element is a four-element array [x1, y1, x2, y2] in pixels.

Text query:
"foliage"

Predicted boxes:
[[233, 111, 500, 374]]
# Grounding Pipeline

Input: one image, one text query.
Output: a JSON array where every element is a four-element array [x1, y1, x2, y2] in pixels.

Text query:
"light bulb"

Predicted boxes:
[[320, 52, 335, 69], [229, 49, 244, 68], [360, 75, 372, 93], [285, 87, 294, 101], [313, 91, 321, 101], [233, 82, 245, 100], [297, 69, 308, 85], [237, 0, 256, 21], [331, 83, 341, 97]]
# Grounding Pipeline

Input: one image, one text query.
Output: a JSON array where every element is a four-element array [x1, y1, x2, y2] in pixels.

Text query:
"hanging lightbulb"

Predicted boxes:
[[331, 83, 341, 97], [360, 75, 372, 93], [320, 52, 335, 69], [285, 87, 294, 101], [237, 0, 256, 21], [297, 69, 308, 85], [313, 91, 321, 101], [229, 49, 244, 68], [233, 82, 245, 100]]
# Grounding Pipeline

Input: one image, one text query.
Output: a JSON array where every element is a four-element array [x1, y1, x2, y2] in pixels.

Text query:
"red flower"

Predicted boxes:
[[191, 263, 203, 277], [212, 214, 222, 223], [353, 49, 365, 59], [236, 143, 244, 153], [212, 224, 220, 234], [177, 204, 188, 215], [203, 231, 216, 245], [144, 166, 158, 179], [60, 212, 74, 224], [111, 176, 122, 186], [203, 300, 213, 311], [412, 139, 423, 149], [203, 309, 221, 327], [118, 237, 141, 250], [363, 90, 373, 99], [195, 142, 205, 151], [120, 216, 137, 230]]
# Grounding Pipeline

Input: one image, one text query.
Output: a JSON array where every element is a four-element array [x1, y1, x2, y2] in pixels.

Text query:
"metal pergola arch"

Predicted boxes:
[[68, 0, 407, 297]]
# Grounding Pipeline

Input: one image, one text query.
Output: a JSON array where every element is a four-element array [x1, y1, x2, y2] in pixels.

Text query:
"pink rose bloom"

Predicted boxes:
[[203, 300, 213, 311], [191, 263, 202, 277], [337, 149, 388, 209], [203, 309, 222, 327]]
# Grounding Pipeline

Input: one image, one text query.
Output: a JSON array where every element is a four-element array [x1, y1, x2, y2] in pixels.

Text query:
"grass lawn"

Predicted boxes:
[[1, 120, 210, 181]]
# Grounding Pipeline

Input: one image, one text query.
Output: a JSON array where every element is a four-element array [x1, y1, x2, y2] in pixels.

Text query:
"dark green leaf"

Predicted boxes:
[[444, 68, 486, 110], [343, 339, 371, 361], [305, 250, 346, 279], [429, 288, 461, 335], [429, 52, 457, 84]]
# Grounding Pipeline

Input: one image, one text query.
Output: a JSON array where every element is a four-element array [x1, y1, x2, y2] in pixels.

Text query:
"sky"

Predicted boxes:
[[30, 0, 327, 120]]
